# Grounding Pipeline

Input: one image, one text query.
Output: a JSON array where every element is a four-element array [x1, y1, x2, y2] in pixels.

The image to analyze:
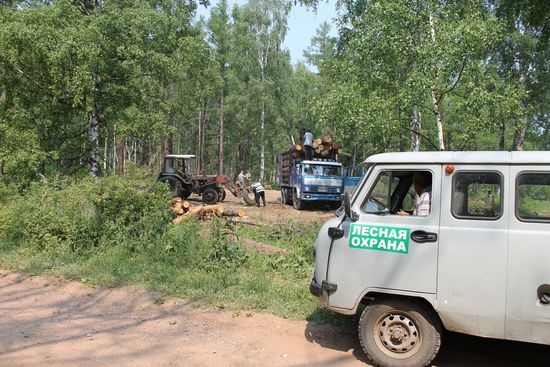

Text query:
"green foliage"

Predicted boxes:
[[0, 176, 172, 254], [0, 176, 323, 319]]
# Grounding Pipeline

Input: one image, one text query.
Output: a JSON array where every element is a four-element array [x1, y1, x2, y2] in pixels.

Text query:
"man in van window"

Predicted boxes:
[[398, 171, 432, 216]]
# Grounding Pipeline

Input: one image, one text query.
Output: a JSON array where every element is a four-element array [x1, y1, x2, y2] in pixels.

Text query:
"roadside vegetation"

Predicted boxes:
[[0, 175, 344, 321]]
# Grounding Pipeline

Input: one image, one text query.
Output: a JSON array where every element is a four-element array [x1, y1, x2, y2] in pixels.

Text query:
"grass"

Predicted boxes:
[[0, 177, 350, 323]]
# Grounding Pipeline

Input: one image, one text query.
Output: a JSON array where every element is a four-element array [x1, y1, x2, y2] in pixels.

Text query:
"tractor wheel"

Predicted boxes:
[[202, 188, 219, 204], [168, 178, 183, 198], [242, 188, 256, 206]]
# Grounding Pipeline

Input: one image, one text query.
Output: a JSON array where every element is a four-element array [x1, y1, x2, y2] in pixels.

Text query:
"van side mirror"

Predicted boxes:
[[344, 192, 358, 221]]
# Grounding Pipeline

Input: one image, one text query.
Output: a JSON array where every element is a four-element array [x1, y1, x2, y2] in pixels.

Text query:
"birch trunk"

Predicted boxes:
[[88, 104, 101, 179], [498, 120, 505, 150], [512, 127, 526, 151], [429, 9, 445, 151], [217, 92, 225, 175], [411, 105, 422, 151], [116, 134, 124, 177], [104, 135, 108, 171], [196, 109, 202, 173], [431, 89, 445, 150], [260, 101, 266, 181], [0, 135, 3, 177]]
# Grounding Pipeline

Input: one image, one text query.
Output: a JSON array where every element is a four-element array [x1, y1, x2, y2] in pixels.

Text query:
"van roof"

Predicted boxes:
[[364, 151, 550, 165]]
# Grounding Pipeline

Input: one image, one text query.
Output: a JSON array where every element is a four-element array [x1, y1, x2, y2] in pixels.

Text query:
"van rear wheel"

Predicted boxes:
[[358, 298, 442, 367]]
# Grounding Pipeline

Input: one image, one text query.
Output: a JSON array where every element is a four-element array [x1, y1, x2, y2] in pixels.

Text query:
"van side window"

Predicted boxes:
[[516, 172, 550, 221], [362, 170, 432, 215], [452, 172, 502, 219]]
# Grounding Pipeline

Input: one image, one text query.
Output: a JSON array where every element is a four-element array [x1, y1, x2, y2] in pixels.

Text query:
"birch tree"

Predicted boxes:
[[232, 0, 289, 180]]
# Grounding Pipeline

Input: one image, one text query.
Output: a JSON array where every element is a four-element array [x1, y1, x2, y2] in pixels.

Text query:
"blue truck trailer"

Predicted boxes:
[[280, 148, 345, 210]]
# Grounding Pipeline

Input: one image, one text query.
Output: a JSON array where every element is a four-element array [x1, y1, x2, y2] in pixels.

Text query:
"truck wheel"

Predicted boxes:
[[280, 189, 285, 204], [292, 191, 304, 210], [285, 188, 292, 205], [358, 298, 442, 367], [202, 188, 219, 204]]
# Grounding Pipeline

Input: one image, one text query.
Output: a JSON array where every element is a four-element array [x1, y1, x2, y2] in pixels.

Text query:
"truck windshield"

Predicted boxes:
[[302, 164, 342, 176]]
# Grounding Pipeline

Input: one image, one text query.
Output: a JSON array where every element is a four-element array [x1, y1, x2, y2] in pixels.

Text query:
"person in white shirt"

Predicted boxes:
[[303, 129, 314, 160], [398, 171, 432, 216], [237, 170, 245, 187], [251, 181, 266, 207]]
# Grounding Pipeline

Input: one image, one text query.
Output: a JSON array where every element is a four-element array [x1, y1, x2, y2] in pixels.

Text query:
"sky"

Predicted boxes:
[[196, 0, 338, 67]]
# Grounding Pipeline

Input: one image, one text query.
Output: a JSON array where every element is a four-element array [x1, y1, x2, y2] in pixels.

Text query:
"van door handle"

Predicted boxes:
[[538, 285, 550, 305], [410, 230, 438, 243]]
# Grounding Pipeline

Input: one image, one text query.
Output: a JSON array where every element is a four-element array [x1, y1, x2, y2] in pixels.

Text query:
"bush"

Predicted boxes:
[[0, 176, 172, 255]]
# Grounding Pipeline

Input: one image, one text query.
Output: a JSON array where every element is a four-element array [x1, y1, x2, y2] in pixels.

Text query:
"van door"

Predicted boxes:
[[438, 167, 509, 338], [506, 168, 550, 344], [326, 165, 441, 311]]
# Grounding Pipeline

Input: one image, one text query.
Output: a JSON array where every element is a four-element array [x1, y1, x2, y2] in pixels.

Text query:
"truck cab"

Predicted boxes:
[[310, 151, 550, 367], [280, 159, 344, 210]]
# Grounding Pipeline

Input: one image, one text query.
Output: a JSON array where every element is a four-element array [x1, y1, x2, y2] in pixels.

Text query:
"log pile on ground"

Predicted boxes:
[[171, 197, 245, 224], [281, 134, 341, 184]]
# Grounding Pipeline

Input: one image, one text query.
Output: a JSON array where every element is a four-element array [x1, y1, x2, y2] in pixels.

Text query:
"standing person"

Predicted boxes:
[[251, 181, 266, 207], [237, 170, 245, 187], [303, 129, 314, 160], [244, 170, 251, 186]]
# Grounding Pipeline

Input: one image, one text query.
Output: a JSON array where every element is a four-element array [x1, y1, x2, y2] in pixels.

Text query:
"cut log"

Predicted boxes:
[[221, 209, 245, 217], [322, 135, 332, 143], [182, 200, 190, 209], [228, 217, 263, 226]]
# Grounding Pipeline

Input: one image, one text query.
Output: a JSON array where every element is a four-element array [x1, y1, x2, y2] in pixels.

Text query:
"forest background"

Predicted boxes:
[[0, 0, 548, 187]]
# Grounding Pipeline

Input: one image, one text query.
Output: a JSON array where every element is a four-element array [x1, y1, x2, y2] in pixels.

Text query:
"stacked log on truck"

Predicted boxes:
[[280, 135, 341, 185]]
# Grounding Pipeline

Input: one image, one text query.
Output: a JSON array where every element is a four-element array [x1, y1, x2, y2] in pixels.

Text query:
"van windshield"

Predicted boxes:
[[302, 164, 342, 176]]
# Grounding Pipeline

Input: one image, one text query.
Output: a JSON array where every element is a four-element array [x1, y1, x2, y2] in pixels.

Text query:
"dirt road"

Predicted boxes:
[[1, 271, 549, 367]]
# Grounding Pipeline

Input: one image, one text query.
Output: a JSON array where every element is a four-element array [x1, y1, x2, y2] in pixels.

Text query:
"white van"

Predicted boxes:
[[310, 151, 550, 367]]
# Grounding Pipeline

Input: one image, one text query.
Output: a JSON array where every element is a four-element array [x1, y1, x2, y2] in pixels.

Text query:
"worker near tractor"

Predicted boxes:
[[303, 129, 314, 160], [251, 181, 266, 207], [237, 170, 245, 187]]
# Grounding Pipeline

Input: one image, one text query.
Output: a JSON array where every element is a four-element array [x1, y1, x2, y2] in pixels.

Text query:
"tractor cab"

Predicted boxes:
[[162, 154, 196, 177]]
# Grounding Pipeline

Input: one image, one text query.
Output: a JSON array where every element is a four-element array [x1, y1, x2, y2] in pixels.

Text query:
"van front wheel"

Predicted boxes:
[[358, 298, 442, 367]]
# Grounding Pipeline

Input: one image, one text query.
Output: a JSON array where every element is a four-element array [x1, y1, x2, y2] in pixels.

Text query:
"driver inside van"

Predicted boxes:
[[398, 171, 432, 216]]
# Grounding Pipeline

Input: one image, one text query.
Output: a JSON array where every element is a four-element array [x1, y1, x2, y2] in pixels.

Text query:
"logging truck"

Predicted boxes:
[[279, 137, 345, 210]]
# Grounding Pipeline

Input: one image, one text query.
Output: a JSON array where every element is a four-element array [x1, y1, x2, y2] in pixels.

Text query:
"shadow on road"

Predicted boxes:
[[305, 307, 550, 367]]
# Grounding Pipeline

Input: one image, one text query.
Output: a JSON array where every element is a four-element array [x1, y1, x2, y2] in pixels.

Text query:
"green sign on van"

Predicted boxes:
[[349, 224, 410, 254]]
